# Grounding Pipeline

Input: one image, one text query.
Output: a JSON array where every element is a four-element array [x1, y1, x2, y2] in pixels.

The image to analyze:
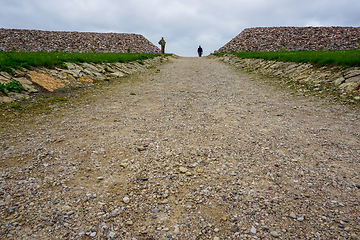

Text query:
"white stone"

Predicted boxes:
[[123, 196, 130, 204]]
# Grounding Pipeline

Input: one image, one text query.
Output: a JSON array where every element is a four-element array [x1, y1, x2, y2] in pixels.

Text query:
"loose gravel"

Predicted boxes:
[[1, 57, 359, 239]]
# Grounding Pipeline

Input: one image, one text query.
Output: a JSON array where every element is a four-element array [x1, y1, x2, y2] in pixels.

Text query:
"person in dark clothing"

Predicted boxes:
[[197, 45, 203, 57], [158, 37, 166, 54]]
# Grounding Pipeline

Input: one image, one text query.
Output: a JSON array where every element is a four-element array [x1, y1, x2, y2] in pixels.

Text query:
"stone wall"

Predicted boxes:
[[0, 28, 160, 53], [218, 27, 360, 52], [218, 54, 360, 101], [0, 56, 170, 104]]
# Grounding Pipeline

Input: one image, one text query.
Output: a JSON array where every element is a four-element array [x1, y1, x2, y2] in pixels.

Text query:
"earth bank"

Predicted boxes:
[[0, 56, 168, 105], [218, 54, 360, 102]]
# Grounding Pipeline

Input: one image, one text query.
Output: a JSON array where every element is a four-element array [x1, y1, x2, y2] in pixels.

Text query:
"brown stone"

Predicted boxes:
[[294, 75, 310, 81], [79, 77, 93, 83], [0, 96, 15, 103], [13, 77, 32, 85], [345, 75, 360, 83], [29, 72, 65, 92]]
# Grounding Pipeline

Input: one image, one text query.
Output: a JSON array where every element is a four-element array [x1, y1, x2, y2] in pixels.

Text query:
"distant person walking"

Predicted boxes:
[[197, 45, 203, 57], [158, 37, 166, 54]]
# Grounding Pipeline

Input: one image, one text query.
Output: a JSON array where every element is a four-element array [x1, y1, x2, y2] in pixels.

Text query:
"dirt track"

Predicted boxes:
[[1, 57, 359, 239]]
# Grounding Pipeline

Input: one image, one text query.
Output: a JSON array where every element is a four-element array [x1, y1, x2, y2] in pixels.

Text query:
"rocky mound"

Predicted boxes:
[[218, 26, 360, 52], [0, 29, 160, 53]]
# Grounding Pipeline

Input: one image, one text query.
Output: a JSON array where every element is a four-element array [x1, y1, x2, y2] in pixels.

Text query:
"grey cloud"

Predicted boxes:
[[0, 0, 359, 56]]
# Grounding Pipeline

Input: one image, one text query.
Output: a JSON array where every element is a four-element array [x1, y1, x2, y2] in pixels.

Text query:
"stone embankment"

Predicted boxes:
[[218, 54, 360, 101], [0, 56, 169, 104], [218, 27, 360, 52], [0, 28, 160, 53]]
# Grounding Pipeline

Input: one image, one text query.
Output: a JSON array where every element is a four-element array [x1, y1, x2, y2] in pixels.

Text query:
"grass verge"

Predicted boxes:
[[212, 50, 360, 67]]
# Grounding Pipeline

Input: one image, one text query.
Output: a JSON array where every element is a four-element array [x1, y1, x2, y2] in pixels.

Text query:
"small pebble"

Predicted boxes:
[[350, 233, 358, 240], [297, 216, 304, 222], [151, 208, 161, 213], [120, 162, 129, 168], [123, 196, 130, 204], [230, 226, 239, 233]]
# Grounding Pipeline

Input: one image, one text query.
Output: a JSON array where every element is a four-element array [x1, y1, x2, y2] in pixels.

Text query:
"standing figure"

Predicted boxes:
[[197, 45, 203, 57], [158, 37, 166, 54]]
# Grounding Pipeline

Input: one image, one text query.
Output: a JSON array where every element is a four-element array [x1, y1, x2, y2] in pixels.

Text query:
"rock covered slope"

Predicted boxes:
[[218, 27, 360, 53], [0, 29, 160, 53], [0, 56, 169, 104]]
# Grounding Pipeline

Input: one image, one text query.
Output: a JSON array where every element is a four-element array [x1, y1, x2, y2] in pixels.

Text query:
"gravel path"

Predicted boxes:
[[1, 57, 359, 239]]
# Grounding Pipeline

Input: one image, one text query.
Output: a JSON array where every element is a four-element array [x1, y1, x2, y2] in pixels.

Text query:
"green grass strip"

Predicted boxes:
[[0, 52, 166, 75], [213, 50, 360, 67]]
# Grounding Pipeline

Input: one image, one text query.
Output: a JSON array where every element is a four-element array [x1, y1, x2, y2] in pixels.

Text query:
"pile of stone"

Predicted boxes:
[[0, 56, 168, 104], [0, 28, 160, 53], [218, 26, 360, 52]]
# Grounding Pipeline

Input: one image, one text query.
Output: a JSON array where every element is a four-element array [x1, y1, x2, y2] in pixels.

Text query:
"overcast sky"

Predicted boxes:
[[1, 0, 359, 57]]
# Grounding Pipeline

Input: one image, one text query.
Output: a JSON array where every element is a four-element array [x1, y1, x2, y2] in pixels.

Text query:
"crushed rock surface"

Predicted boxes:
[[0, 57, 359, 239]]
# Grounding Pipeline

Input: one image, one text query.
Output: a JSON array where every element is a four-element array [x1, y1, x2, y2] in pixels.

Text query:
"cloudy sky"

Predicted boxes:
[[1, 0, 359, 56]]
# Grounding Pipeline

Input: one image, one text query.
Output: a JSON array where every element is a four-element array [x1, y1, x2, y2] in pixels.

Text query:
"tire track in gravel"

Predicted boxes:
[[0, 56, 359, 239]]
